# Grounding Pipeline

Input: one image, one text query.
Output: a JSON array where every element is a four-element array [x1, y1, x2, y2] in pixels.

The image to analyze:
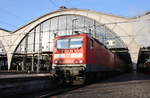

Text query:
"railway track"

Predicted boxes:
[[5, 85, 86, 98], [39, 85, 84, 98]]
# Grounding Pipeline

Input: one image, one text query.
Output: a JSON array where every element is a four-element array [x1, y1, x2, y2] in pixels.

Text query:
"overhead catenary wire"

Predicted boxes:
[[0, 6, 36, 31], [0, 20, 18, 28], [0, 7, 27, 23], [48, 0, 59, 8]]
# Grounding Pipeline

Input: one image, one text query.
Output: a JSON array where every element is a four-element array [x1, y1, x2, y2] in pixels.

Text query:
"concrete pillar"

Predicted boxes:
[[22, 55, 26, 71], [37, 24, 42, 73], [31, 54, 34, 71], [37, 54, 40, 73], [129, 51, 139, 75], [129, 52, 139, 70], [7, 53, 13, 70], [128, 39, 140, 73]]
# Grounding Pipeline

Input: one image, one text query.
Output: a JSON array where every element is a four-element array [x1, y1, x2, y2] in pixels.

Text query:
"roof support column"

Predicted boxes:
[[7, 53, 13, 70], [128, 40, 140, 72]]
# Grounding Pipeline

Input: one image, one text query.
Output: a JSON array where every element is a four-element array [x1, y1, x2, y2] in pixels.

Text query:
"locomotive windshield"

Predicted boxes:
[[56, 37, 83, 49]]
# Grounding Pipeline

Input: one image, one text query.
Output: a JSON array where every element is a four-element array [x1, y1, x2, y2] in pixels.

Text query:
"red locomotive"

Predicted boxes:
[[52, 33, 128, 84]]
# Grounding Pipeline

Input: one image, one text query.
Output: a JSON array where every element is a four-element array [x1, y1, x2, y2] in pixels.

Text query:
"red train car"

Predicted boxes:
[[52, 33, 127, 84]]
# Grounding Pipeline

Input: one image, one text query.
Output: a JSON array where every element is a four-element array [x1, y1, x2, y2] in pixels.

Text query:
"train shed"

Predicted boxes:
[[0, 8, 150, 72]]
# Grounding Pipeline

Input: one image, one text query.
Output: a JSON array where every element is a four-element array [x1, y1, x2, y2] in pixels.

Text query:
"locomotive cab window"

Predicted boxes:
[[56, 39, 69, 49], [56, 37, 83, 49], [70, 38, 83, 48]]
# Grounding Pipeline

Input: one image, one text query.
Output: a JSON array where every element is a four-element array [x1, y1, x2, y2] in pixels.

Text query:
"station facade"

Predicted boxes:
[[0, 8, 150, 71]]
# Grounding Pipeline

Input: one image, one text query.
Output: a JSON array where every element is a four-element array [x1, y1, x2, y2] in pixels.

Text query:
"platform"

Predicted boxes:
[[0, 73, 51, 79], [0, 72, 56, 97]]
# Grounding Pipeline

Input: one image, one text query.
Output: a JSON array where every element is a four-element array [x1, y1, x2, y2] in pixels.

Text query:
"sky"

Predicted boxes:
[[0, 0, 150, 31]]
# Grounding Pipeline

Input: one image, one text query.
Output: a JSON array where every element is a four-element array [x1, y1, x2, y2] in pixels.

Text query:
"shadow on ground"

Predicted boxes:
[[98, 72, 150, 84]]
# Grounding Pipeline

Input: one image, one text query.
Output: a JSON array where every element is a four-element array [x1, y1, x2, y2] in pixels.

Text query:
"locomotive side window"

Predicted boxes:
[[56, 37, 83, 49], [90, 39, 93, 49]]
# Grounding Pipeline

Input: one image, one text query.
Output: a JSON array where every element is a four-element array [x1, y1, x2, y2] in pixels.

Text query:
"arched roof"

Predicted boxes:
[[9, 8, 135, 50], [13, 8, 132, 33]]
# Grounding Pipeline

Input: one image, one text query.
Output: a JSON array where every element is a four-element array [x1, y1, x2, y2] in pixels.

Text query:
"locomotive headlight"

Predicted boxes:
[[54, 60, 58, 64], [79, 60, 83, 63], [74, 59, 83, 64]]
